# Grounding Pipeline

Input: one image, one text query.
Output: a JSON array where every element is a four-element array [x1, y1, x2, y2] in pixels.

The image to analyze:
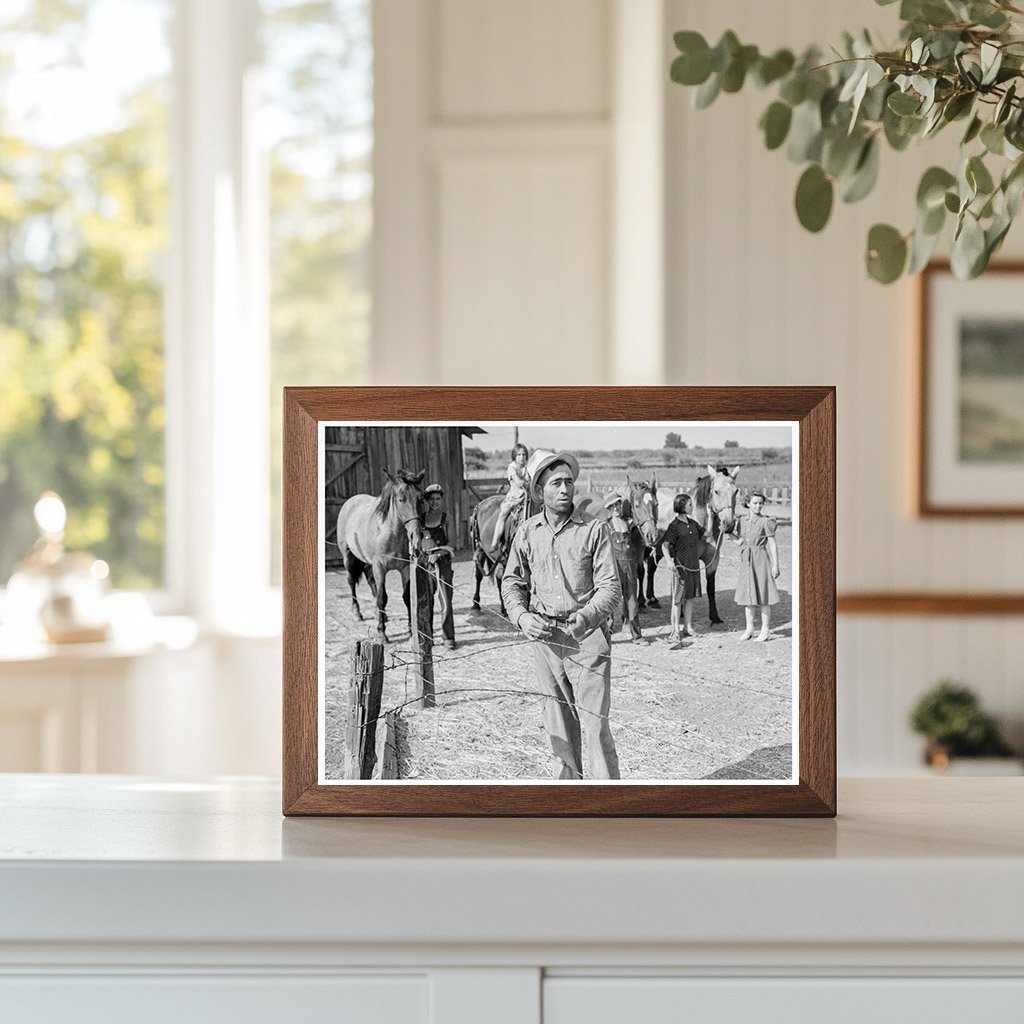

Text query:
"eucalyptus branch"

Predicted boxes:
[[670, 1, 1024, 283]]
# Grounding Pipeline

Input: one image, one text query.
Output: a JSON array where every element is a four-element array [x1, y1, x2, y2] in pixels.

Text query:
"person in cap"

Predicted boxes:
[[501, 450, 622, 779], [422, 483, 456, 649], [490, 442, 530, 550], [603, 491, 643, 643]]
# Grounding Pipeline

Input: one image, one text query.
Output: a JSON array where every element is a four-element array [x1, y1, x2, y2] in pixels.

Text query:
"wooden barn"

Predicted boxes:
[[324, 425, 486, 565]]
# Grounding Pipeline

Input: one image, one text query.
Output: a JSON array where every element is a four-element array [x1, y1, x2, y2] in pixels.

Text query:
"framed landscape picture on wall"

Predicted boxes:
[[282, 387, 836, 817], [917, 262, 1024, 516]]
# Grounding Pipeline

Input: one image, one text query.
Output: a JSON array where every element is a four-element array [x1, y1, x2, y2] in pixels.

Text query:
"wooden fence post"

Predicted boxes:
[[408, 545, 435, 708], [346, 639, 385, 779]]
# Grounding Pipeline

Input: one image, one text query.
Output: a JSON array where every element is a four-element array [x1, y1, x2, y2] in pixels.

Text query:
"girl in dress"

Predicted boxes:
[[732, 492, 780, 642], [490, 443, 530, 549], [661, 493, 703, 642]]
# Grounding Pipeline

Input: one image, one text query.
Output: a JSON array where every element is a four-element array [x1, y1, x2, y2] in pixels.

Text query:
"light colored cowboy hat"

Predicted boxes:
[[603, 490, 624, 508], [525, 448, 580, 501]]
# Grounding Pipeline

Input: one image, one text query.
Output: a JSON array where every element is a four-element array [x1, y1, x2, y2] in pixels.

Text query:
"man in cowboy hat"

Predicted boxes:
[[501, 449, 622, 779]]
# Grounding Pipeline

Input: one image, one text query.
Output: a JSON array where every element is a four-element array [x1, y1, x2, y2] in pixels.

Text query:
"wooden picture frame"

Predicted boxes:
[[916, 261, 1024, 517], [283, 386, 836, 816]]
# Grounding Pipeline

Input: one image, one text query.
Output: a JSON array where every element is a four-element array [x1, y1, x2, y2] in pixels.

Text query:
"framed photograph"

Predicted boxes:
[[283, 387, 835, 816], [917, 261, 1024, 516]]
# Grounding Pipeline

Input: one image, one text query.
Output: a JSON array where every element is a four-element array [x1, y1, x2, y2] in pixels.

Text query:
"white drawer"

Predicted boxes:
[[0, 974, 427, 1024], [544, 977, 1024, 1024]]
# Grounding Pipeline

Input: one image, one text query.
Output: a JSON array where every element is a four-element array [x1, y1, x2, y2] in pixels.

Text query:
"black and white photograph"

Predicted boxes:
[[318, 420, 798, 784]]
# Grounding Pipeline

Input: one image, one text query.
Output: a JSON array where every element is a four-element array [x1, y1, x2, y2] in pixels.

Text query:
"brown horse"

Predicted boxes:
[[691, 464, 740, 625], [335, 469, 425, 640], [469, 492, 535, 618]]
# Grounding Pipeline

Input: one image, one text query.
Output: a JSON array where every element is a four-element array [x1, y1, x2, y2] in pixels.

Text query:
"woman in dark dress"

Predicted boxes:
[[421, 483, 456, 650], [661, 493, 703, 642]]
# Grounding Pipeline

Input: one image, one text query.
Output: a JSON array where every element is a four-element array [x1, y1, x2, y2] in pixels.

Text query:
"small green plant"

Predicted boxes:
[[909, 679, 1015, 757], [670, 0, 1024, 283]]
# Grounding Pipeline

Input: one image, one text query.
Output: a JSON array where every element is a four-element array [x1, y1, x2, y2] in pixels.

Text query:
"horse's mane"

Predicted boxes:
[[694, 474, 713, 507], [374, 478, 396, 520]]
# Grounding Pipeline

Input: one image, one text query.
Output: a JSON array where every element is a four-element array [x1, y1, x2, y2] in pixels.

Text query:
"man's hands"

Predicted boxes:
[[565, 611, 589, 641], [518, 612, 554, 641], [518, 611, 589, 641]]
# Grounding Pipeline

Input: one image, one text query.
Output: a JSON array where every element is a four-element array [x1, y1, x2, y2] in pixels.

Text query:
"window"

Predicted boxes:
[[0, 0, 172, 589], [0, 0, 373, 621], [261, 0, 372, 582]]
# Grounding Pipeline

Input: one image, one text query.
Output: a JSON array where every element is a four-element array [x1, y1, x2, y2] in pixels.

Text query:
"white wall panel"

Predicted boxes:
[[437, 151, 608, 384], [438, 0, 610, 120]]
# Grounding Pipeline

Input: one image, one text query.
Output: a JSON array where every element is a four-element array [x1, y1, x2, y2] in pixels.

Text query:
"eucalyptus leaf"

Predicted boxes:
[[951, 211, 986, 278], [920, 199, 946, 235], [942, 92, 974, 122], [981, 122, 1006, 155], [970, 2, 1009, 29], [779, 73, 807, 106], [866, 223, 908, 283], [996, 82, 1017, 124], [962, 115, 983, 145], [787, 100, 823, 162], [908, 221, 943, 273], [721, 44, 759, 92], [861, 80, 892, 122], [822, 128, 864, 178], [888, 90, 921, 115], [754, 49, 795, 87], [694, 73, 721, 109], [917, 166, 957, 210], [980, 42, 1002, 86], [795, 164, 834, 232], [842, 137, 880, 203], [710, 31, 740, 73], [760, 101, 793, 150], [967, 154, 995, 195]]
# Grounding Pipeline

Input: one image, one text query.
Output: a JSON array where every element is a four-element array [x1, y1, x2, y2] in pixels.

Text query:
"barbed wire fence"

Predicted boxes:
[[328, 549, 793, 782]]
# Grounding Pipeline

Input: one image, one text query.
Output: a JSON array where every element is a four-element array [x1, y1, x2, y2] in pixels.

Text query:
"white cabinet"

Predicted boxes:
[[2, 777, 1023, 1023], [2, 976, 429, 1024], [544, 978, 1024, 1024]]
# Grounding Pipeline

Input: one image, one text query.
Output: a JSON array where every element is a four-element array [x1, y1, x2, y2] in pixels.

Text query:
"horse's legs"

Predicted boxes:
[[364, 564, 378, 598], [374, 564, 389, 639], [494, 562, 508, 619], [344, 552, 365, 619], [401, 567, 412, 634], [645, 549, 660, 608], [472, 550, 485, 610], [706, 566, 722, 624]]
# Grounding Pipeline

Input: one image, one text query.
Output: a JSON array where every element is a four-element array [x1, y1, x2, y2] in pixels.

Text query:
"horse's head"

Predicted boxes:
[[384, 468, 425, 551], [627, 477, 660, 547], [706, 463, 740, 533]]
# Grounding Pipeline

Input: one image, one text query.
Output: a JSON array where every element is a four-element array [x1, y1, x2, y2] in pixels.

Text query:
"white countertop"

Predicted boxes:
[[2, 776, 1023, 950]]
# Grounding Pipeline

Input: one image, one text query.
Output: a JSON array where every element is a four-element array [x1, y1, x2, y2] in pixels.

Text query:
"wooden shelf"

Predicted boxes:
[[837, 592, 1024, 616]]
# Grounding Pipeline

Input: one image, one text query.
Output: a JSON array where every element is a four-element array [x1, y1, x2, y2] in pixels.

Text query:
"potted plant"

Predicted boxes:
[[909, 680, 1020, 772]]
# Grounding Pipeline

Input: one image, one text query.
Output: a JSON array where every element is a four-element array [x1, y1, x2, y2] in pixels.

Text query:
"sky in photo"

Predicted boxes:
[[465, 422, 795, 453]]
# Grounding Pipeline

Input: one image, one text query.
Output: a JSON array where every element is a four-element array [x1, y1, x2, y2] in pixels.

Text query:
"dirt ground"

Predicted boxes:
[[324, 516, 794, 782]]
